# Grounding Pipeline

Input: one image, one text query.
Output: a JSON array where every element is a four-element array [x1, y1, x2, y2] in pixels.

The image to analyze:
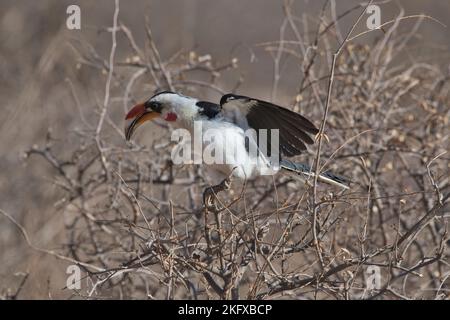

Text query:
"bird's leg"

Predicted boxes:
[[202, 176, 232, 212]]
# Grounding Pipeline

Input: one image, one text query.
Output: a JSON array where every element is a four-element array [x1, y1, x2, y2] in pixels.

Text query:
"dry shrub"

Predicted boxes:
[[21, 1, 449, 299]]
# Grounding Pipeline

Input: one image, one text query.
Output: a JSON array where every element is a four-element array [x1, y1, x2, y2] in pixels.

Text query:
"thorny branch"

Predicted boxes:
[[6, 1, 449, 300]]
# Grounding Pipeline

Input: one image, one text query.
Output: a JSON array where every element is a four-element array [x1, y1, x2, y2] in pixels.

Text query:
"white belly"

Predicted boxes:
[[186, 119, 273, 183]]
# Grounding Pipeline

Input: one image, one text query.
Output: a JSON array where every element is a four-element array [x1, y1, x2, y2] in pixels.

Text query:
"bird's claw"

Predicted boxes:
[[203, 187, 219, 211], [202, 177, 232, 211]]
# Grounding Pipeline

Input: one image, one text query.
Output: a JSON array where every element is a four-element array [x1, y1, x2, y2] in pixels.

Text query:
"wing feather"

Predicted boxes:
[[220, 94, 318, 157]]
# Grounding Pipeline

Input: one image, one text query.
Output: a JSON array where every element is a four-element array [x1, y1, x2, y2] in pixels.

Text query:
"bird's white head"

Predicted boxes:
[[125, 91, 198, 140]]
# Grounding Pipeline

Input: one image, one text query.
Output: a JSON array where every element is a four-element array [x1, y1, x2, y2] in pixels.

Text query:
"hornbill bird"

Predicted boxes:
[[125, 91, 349, 208]]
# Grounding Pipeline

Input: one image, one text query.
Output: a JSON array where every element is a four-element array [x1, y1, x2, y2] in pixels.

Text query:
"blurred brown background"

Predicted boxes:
[[0, 0, 449, 299]]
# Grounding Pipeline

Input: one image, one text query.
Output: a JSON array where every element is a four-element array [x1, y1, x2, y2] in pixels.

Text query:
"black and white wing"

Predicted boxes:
[[195, 101, 222, 119], [220, 94, 319, 157]]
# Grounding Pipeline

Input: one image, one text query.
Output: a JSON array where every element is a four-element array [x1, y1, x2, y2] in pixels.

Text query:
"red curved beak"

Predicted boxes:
[[124, 103, 160, 141]]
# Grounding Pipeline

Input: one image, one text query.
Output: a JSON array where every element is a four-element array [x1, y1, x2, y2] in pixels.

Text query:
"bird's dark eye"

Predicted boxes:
[[144, 101, 163, 113]]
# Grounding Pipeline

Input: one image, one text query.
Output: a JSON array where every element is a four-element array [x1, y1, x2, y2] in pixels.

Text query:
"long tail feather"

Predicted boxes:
[[280, 159, 350, 189]]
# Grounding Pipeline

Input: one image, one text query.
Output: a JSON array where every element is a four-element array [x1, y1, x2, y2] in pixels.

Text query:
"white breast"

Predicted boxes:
[[192, 119, 274, 183]]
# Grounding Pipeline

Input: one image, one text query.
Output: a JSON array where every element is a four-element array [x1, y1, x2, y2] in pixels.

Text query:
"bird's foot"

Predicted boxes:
[[203, 187, 219, 211], [202, 176, 232, 212]]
